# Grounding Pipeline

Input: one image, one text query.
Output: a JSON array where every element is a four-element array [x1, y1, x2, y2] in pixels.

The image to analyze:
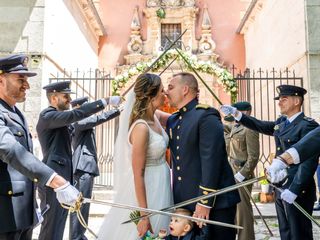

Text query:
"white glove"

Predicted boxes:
[[220, 105, 237, 116], [117, 104, 125, 112], [281, 189, 297, 204], [54, 182, 80, 206], [267, 168, 288, 183], [234, 172, 245, 182], [269, 158, 287, 172], [109, 96, 121, 106]]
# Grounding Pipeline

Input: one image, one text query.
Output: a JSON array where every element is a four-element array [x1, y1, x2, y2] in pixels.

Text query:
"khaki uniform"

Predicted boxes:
[[227, 123, 259, 240]]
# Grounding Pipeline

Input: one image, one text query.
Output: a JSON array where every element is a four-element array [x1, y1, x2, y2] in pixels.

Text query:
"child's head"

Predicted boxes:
[[169, 208, 194, 237]]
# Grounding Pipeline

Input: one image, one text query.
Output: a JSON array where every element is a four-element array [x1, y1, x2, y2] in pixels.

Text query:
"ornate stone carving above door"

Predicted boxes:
[[123, 2, 218, 65], [147, 0, 195, 7]]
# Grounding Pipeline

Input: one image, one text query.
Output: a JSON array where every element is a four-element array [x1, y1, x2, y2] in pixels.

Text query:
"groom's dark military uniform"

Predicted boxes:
[[167, 98, 240, 239]]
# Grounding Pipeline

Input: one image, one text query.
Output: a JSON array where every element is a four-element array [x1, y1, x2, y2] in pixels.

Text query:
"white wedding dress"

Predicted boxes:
[[98, 91, 172, 240]]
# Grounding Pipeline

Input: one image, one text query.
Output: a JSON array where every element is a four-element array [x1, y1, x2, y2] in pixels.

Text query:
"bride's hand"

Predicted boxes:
[[137, 217, 153, 238]]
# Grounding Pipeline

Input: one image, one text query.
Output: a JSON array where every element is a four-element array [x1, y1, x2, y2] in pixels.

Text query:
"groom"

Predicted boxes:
[[166, 72, 240, 239]]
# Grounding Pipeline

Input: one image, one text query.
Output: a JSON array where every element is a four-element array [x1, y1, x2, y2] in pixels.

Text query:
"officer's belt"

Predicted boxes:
[[230, 158, 246, 167]]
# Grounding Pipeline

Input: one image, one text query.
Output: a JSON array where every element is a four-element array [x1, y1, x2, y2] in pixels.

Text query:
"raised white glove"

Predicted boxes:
[[54, 182, 80, 206], [267, 168, 288, 183], [281, 189, 297, 204], [234, 172, 245, 182], [220, 105, 237, 116], [109, 96, 121, 106]]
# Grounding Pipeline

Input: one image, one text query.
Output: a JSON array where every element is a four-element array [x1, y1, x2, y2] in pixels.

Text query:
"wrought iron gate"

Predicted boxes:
[[232, 66, 303, 176], [49, 69, 117, 188]]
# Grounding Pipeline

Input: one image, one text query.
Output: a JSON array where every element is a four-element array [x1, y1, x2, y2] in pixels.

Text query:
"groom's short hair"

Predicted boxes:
[[173, 72, 199, 95]]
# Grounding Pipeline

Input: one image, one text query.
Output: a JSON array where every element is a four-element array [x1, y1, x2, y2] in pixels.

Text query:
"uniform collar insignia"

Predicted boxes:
[[179, 98, 198, 114]]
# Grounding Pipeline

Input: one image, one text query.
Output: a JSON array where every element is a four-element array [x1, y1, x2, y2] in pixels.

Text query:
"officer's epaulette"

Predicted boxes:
[[303, 116, 314, 122], [171, 110, 179, 115], [196, 103, 210, 109]]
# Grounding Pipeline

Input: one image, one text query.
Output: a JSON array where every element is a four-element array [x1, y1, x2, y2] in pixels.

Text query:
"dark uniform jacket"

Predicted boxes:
[[292, 125, 320, 161], [71, 109, 120, 175], [166, 98, 240, 211], [36, 100, 105, 181], [0, 99, 54, 233], [239, 113, 319, 195]]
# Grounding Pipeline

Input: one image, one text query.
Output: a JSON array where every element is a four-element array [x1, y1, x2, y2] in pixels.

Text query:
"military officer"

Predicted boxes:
[[221, 85, 319, 240], [0, 54, 79, 240], [270, 125, 320, 211], [166, 72, 240, 240], [225, 101, 259, 240], [36, 81, 121, 240], [69, 96, 121, 240], [272, 125, 320, 165]]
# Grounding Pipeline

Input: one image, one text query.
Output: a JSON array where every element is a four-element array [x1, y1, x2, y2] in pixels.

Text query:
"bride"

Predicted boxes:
[[98, 73, 173, 239]]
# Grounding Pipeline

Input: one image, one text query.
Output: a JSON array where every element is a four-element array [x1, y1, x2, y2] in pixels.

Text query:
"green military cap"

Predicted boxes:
[[224, 115, 235, 122], [232, 101, 252, 111]]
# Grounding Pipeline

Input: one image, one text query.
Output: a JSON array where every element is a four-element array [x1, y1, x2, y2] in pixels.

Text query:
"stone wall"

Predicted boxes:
[[0, 0, 102, 135], [306, 0, 320, 120], [240, 0, 320, 120]]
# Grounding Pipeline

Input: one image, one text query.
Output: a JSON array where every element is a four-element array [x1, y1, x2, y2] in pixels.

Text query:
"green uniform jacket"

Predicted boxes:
[[228, 124, 260, 179]]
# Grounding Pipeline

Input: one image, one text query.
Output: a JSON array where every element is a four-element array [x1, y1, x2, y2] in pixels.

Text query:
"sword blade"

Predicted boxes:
[[165, 37, 223, 105], [82, 198, 243, 230], [122, 176, 265, 224], [121, 29, 187, 96], [242, 185, 273, 236], [269, 183, 320, 229]]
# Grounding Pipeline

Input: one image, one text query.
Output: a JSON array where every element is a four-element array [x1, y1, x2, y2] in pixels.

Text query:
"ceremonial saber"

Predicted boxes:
[[81, 198, 243, 230], [165, 37, 223, 105], [242, 185, 273, 236], [121, 29, 187, 97], [269, 183, 320, 229], [122, 176, 265, 224]]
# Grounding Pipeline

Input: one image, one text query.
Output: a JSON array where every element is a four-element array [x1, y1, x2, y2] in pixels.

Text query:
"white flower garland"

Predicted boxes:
[[113, 49, 237, 102]]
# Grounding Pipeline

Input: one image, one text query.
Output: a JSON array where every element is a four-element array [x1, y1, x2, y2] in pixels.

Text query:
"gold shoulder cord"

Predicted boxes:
[[60, 193, 98, 238]]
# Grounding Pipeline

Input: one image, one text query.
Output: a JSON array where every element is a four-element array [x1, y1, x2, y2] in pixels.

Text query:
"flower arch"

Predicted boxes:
[[112, 49, 237, 102]]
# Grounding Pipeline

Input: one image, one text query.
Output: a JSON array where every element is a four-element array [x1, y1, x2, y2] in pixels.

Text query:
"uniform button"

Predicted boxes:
[[177, 126, 180, 129], [96, 104, 100, 107], [34, 178, 38, 183], [288, 139, 290, 142], [302, 190, 306, 194], [178, 176, 182, 181], [183, 107, 187, 112], [8, 190, 13, 195], [176, 156, 180, 160], [179, 116, 182, 120], [176, 146, 179, 150], [277, 147, 280, 150], [177, 166, 180, 170], [18, 132, 22, 136], [177, 136, 180, 140]]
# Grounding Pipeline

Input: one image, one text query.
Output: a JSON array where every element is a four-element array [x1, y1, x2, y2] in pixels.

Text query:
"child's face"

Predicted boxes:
[[169, 216, 190, 236]]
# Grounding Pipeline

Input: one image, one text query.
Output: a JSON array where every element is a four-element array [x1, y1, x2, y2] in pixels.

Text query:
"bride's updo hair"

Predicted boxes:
[[129, 73, 161, 127]]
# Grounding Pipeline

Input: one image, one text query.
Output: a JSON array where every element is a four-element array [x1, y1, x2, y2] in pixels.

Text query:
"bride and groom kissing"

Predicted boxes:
[[98, 72, 240, 239]]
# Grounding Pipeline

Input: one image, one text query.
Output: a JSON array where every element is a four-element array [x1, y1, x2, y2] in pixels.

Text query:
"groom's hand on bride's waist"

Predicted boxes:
[[193, 203, 211, 228]]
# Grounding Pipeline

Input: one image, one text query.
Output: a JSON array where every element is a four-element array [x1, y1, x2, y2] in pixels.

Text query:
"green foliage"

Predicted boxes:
[[156, 8, 166, 19]]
